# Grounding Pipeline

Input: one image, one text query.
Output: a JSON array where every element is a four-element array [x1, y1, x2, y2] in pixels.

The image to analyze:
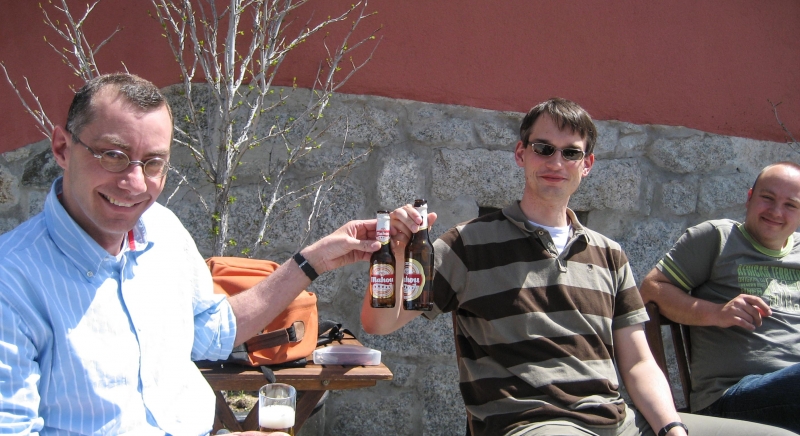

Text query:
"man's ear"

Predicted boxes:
[[581, 153, 595, 177], [51, 126, 71, 170], [514, 140, 526, 168]]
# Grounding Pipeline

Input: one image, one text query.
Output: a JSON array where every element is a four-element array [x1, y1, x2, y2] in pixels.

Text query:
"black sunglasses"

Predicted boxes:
[[528, 142, 586, 161]]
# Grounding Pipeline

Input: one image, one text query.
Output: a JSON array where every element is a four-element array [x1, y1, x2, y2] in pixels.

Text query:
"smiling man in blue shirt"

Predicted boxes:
[[0, 73, 381, 435]]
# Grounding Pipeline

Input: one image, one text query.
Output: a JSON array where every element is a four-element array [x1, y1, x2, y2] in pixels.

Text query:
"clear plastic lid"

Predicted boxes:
[[312, 344, 381, 366]]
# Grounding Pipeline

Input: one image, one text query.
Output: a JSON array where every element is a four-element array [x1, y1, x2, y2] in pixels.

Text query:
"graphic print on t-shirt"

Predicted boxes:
[[738, 264, 800, 312]]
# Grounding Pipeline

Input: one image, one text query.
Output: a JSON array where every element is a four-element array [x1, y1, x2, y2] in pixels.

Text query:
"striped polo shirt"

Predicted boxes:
[[425, 202, 648, 436]]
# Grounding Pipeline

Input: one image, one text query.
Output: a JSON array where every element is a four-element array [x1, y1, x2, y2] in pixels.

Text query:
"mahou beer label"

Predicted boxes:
[[403, 259, 426, 300], [369, 264, 395, 298], [376, 214, 391, 244]]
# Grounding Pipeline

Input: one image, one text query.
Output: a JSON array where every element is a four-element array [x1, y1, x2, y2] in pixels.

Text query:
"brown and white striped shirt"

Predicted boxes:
[[425, 202, 648, 436]]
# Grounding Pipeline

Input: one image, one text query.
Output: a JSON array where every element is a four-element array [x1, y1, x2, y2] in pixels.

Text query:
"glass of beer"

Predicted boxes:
[[258, 383, 296, 435]]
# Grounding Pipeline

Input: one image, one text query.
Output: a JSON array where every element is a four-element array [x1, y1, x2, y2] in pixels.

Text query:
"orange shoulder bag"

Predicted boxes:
[[206, 256, 319, 367]]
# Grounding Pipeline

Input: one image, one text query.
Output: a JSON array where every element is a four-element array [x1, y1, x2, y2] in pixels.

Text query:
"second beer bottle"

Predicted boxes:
[[403, 199, 434, 311], [369, 210, 396, 308]]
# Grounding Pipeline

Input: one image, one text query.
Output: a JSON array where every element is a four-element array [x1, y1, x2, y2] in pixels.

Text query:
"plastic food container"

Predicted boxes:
[[312, 344, 381, 365]]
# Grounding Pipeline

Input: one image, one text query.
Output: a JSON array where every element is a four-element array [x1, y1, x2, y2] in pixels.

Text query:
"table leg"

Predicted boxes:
[[241, 404, 259, 430], [295, 390, 325, 431], [212, 409, 224, 435], [214, 390, 243, 432]]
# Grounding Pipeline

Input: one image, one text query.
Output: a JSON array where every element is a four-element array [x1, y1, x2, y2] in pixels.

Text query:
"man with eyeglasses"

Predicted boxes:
[[0, 73, 381, 435], [361, 98, 791, 436], [640, 162, 800, 433]]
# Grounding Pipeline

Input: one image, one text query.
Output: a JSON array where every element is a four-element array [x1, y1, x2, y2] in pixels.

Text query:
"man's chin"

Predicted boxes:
[[99, 209, 148, 235], [757, 224, 787, 239]]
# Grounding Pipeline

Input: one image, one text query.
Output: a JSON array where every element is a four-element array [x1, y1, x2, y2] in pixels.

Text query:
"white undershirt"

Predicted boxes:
[[529, 220, 572, 255]]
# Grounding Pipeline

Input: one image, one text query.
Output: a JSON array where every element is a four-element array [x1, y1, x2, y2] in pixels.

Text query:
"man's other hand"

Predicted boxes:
[[301, 219, 382, 275], [389, 204, 438, 259], [714, 294, 773, 330]]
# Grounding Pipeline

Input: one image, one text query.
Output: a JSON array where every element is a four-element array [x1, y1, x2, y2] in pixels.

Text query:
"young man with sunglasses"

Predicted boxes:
[[640, 162, 800, 433], [0, 73, 380, 435], [361, 98, 792, 436]]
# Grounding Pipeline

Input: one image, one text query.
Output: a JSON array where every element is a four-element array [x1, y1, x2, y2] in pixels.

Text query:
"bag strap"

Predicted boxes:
[[228, 344, 251, 364], [317, 320, 356, 346], [246, 321, 304, 351], [252, 320, 352, 383], [260, 366, 277, 383]]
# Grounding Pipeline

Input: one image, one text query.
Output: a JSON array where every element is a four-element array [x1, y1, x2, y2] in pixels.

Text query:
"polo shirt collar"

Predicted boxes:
[[502, 201, 587, 238]]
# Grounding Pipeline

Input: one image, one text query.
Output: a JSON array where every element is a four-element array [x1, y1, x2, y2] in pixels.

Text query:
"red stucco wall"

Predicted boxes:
[[1, 0, 798, 154]]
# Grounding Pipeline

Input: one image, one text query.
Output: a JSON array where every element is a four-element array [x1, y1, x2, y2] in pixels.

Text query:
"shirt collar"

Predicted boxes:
[[44, 177, 152, 280], [502, 201, 586, 238], [736, 222, 794, 258]]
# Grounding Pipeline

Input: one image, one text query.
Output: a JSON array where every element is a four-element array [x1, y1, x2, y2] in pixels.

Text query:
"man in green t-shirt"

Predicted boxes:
[[640, 161, 800, 433]]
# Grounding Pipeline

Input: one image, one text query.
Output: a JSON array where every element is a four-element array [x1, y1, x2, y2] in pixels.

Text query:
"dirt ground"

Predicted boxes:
[[225, 390, 258, 412]]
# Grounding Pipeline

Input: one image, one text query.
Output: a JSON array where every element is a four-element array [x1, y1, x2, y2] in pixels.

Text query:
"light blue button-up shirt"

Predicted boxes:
[[0, 178, 237, 435]]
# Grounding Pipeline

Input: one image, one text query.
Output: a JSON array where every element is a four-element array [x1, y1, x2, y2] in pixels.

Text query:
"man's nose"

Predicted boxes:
[[119, 163, 148, 194], [545, 151, 567, 167]]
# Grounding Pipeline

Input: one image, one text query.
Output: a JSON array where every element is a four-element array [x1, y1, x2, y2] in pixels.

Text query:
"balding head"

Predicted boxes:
[[744, 162, 800, 251]]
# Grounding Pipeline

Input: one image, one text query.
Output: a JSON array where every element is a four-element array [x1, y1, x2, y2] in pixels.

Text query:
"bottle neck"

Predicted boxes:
[[376, 213, 391, 245], [411, 224, 430, 242], [416, 205, 428, 230]]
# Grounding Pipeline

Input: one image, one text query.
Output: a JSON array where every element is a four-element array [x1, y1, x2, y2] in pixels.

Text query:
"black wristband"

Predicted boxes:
[[292, 252, 319, 281], [658, 422, 688, 436]]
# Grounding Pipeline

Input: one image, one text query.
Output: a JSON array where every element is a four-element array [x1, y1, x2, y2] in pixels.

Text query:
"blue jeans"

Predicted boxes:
[[697, 362, 800, 434]]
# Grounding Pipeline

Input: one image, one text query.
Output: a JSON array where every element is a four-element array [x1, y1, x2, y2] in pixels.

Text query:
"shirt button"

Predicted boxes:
[[86, 271, 94, 277]]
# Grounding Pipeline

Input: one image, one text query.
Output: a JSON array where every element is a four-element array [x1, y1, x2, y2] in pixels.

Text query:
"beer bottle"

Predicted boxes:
[[369, 210, 396, 308], [403, 199, 434, 311]]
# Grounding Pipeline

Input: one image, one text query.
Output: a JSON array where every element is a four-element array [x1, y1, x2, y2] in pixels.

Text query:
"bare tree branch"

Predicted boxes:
[[4, 0, 382, 259], [1, 62, 55, 138], [3, 0, 122, 141], [163, 166, 212, 214], [151, 0, 382, 256], [769, 99, 800, 153]]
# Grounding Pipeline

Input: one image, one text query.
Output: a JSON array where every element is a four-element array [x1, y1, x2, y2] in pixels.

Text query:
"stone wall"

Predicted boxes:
[[1, 89, 796, 435]]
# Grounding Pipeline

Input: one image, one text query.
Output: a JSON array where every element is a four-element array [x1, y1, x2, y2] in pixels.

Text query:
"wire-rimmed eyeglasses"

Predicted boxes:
[[527, 142, 586, 161], [69, 133, 170, 179]]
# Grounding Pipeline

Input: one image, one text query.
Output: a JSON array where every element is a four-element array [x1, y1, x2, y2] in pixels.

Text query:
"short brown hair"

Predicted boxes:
[[65, 73, 172, 139], [519, 98, 597, 155]]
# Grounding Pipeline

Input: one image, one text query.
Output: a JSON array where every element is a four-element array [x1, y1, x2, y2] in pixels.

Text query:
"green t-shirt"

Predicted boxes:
[[657, 219, 800, 411]]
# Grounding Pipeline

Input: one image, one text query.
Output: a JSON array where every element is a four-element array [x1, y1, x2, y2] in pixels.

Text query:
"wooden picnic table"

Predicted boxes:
[[199, 338, 393, 433]]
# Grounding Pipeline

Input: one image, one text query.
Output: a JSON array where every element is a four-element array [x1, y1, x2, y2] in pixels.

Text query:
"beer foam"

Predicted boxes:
[[259, 404, 295, 428]]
